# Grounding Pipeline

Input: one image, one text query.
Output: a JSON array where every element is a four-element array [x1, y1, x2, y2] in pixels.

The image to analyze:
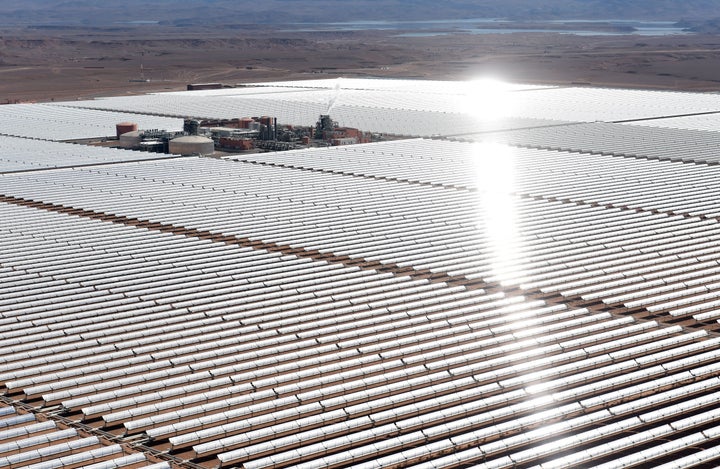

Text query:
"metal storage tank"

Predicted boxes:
[[183, 119, 200, 135], [168, 135, 215, 155], [239, 118, 254, 129], [116, 122, 138, 139], [119, 130, 143, 149]]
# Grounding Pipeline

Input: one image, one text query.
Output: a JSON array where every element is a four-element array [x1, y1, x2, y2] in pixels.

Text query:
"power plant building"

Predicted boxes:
[[5, 78, 720, 469]]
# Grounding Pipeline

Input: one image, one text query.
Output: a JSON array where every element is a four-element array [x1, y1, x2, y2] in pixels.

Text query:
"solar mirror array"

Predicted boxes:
[[4, 78, 720, 468]]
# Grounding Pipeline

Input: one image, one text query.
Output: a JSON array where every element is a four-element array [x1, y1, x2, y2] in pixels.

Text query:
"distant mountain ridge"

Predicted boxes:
[[3, 0, 720, 27]]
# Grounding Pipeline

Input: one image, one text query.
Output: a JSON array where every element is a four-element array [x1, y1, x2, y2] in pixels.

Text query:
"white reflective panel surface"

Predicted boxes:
[[5, 77, 720, 469]]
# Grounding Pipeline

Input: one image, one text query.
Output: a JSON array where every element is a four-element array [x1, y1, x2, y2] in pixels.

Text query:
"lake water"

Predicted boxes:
[[114, 20, 161, 25], [285, 19, 690, 37]]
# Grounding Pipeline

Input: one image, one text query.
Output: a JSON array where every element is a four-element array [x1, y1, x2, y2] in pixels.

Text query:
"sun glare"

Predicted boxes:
[[461, 77, 514, 121], [471, 142, 525, 285]]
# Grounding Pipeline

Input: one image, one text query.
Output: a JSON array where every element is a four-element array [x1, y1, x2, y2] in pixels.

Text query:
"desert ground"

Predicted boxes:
[[2, 25, 720, 102]]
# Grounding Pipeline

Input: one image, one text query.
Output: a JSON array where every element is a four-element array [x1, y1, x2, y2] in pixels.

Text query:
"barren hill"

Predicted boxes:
[[3, 0, 720, 28]]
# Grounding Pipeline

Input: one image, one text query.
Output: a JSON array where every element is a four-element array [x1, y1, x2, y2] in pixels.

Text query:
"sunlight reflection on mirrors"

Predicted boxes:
[[526, 380, 555, 396], [460, 77, 514, 121], [528, 393, 555, 409], [471, 141, 525, 286]]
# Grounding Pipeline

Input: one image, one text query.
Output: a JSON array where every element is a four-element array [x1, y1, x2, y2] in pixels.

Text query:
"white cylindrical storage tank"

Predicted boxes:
[[119, 130, 143, 149], [168, 135, 215, 155]]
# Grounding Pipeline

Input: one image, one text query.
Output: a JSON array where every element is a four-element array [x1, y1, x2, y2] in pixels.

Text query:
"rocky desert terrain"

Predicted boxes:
[[3, 1, 720, 101], [4, 28, 720, 103]]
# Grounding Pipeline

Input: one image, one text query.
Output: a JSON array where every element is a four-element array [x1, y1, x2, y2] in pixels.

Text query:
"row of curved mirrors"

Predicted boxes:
[[4, 78, 720, 468]]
